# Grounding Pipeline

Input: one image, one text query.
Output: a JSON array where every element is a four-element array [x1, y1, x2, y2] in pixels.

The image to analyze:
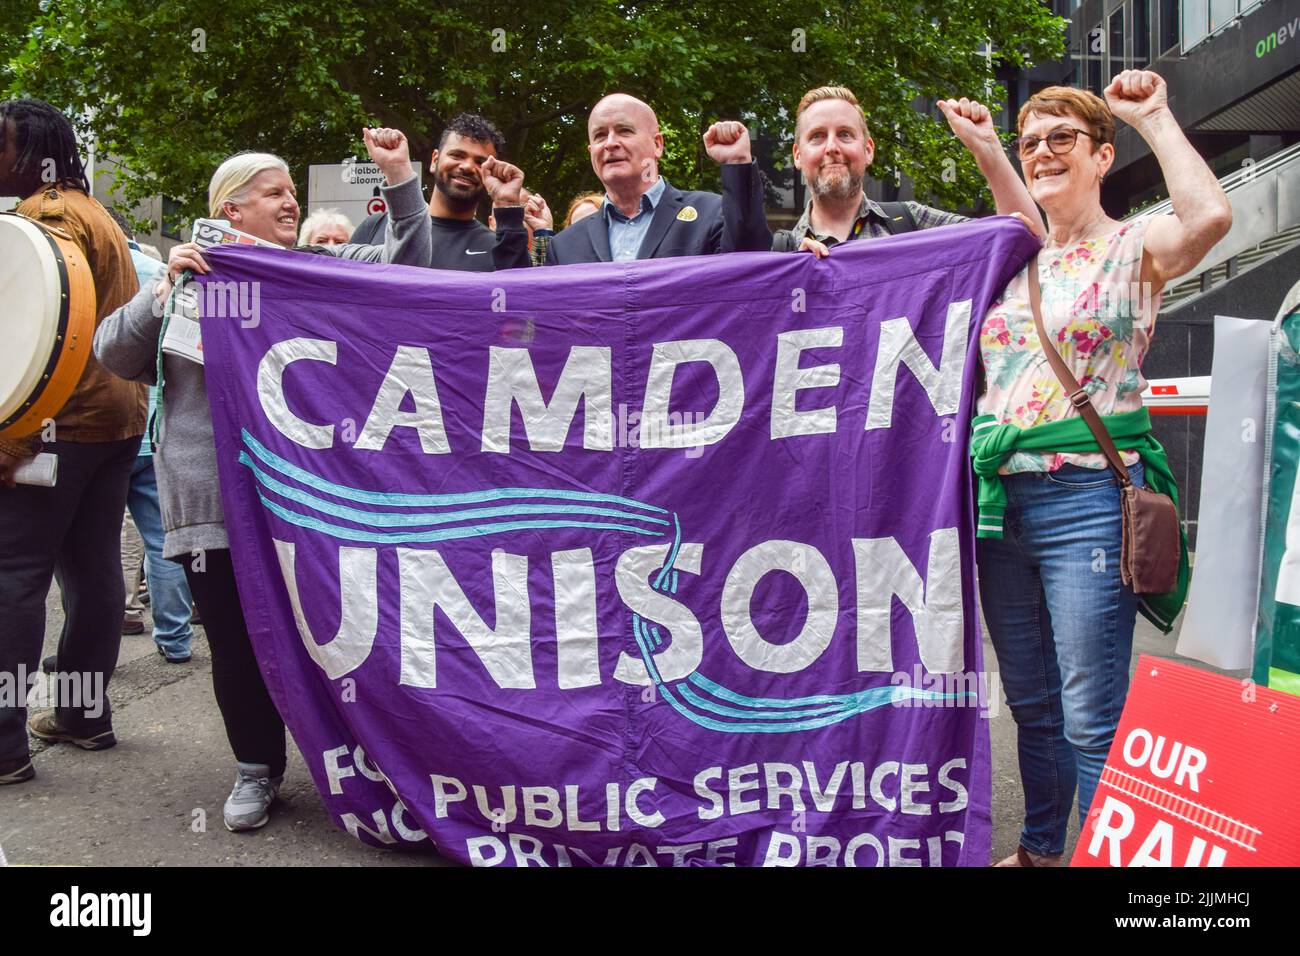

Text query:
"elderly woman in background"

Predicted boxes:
[[93, 128, 430, 833], [970, 71, 1231, 866], [298, 206, 354, 246]]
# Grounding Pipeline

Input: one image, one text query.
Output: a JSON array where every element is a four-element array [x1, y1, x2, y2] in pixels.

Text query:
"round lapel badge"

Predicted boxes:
[[676, 205, 698, 222]]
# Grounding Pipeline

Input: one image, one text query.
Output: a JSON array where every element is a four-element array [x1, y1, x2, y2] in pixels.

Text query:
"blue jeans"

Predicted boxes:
[[127, 456, 193, 660], [976, 461, 1143, 856]]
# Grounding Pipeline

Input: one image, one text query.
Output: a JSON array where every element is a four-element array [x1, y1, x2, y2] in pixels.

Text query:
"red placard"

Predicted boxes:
[[1071, 655, 1300, 867]]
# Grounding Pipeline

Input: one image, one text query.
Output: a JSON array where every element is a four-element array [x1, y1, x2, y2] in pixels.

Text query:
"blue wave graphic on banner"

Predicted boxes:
[[238, 430, 968, 732], [238, 429, 669, 543], [633, 519, 964, 731]]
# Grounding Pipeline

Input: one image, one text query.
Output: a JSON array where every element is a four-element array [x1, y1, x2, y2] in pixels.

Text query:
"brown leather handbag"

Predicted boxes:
[[1027, 257, 1181, 594]]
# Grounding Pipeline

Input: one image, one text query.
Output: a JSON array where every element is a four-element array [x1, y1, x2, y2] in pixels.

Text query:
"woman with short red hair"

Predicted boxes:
[[971, 72, 1231, 866]]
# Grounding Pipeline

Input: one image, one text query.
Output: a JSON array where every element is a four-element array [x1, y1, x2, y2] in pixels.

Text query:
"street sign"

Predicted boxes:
[[306, 161, 422, 231]]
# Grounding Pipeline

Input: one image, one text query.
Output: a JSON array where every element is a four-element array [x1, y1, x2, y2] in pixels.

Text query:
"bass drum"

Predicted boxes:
[[0, 211, 97, 440]]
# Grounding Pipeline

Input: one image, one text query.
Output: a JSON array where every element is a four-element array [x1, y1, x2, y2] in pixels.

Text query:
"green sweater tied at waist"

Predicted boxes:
[[969, 407, 1189, 634]]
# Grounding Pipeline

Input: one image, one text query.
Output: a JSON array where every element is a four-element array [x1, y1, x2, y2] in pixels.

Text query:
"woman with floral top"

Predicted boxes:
[[972, 73, 1230, 866]]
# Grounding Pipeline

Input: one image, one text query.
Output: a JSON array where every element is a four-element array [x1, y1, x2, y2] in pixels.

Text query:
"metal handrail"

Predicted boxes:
[[1127, 140, 1300, 221]]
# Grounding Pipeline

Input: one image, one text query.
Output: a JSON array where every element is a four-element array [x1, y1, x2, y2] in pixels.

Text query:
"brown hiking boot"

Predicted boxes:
[[27, 710, 117, 751]]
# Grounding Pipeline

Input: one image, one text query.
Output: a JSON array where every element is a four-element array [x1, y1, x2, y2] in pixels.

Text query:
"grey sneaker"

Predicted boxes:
[[223, 762, 282, 832]]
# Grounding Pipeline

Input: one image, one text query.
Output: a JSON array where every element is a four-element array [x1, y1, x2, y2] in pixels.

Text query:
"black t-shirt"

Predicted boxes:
[[351, 208, 530, 272]]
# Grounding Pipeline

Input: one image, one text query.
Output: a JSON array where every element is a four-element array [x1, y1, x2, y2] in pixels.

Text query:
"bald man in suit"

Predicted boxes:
[[545, 94, 771, 264]]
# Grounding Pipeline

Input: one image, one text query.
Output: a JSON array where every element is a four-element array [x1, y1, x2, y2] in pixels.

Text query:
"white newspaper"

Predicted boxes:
[[161, 219, 277, 365], [160, 285, 204, 364], [1177, 315, 1270, 670], [12, 452, 57, 487]]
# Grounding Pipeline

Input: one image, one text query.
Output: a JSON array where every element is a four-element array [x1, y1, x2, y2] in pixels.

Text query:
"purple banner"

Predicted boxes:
[[198, 218, 1037, 866]]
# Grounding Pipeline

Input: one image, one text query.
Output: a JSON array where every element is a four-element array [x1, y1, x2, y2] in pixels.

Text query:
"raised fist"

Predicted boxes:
[[1104, 70, 1169, 128], [363, 127, 413, 185], [937, 97, 999, 153], [482, 156, 525, 206], [703, 120, 752, 165]]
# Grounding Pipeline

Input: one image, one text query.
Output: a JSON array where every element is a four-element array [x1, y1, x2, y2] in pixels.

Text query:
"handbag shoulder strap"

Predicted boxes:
[[1026, 255, 1132, 486]]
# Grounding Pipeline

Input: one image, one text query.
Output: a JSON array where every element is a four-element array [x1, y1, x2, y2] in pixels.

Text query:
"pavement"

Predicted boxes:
[[0, 579, 1245, 867]]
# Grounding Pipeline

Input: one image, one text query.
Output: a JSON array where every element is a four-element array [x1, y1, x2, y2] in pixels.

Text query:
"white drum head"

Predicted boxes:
[[0, 214, 64, 426]]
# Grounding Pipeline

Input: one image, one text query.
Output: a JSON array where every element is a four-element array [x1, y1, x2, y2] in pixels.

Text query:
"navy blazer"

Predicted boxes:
[[545, 161, 771, 264]]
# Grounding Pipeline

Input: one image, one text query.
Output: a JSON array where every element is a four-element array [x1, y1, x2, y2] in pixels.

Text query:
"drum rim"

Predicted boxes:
[[0, 216, 72, 433]]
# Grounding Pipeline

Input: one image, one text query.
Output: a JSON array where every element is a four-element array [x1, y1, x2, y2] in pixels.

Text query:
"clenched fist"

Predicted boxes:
[[363, 127, 414, 186], [1104, 70, 1170, 130], [937, 97, 1000, 154], [522, 189, 553, 231], [482, 156, 525, 206], [703, 120, 751, 165]]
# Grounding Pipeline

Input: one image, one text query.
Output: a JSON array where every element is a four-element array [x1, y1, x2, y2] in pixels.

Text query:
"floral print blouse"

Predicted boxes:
[[977, 216, 1161, 474]]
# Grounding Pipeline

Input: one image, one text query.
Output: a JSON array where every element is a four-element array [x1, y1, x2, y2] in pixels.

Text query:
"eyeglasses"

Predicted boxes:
[[1013, 126, 1104, 160]]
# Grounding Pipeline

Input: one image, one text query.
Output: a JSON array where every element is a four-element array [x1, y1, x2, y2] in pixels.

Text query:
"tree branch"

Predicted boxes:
[[517, 97, 591, 130]]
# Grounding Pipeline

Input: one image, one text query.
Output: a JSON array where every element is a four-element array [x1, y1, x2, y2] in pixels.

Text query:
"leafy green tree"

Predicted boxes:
[[0, 0, 42, 88], [4, 1, 1064, 223]]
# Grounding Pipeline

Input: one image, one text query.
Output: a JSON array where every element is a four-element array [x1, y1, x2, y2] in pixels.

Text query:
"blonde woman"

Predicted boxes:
[[93, 128, 428, 831]]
